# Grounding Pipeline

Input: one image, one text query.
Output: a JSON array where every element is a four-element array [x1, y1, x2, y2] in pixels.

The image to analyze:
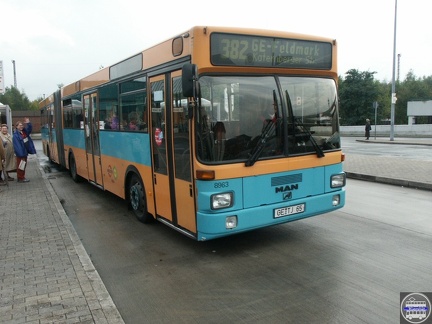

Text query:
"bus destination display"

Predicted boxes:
[[211, 33, 332, 69]]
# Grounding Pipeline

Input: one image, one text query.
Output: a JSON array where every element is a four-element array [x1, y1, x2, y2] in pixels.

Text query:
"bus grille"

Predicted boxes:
[[271, 174, 303, 186]]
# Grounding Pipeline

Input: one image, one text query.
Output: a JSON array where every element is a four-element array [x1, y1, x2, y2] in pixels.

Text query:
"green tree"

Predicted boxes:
[[375, 81, 391, 124], [338, 69, 378, 125], [0, 87, 36, 110], [395, 71, 432, 124]]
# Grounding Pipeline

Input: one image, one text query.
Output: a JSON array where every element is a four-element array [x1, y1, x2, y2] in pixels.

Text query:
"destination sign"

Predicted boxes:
[[211, 33, 332, 69]]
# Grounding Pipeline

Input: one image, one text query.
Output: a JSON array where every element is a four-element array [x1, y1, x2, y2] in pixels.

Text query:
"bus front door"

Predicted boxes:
[[83, 92, 103, 187], [150, 74, 196, 235]]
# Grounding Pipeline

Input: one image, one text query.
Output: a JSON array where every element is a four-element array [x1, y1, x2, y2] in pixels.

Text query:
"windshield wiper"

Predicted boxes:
[[285, 90, 324, 158], [245, 91, 279, 167], [294, 117, 325, 158], [245, 118, 277, 167]]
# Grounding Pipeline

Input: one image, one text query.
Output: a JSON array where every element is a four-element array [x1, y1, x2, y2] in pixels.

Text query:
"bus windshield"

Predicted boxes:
[[197, 75, 340, 164]]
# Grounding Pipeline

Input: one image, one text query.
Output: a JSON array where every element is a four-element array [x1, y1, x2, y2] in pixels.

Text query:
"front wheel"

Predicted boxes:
[[128, 174, 153, 223]]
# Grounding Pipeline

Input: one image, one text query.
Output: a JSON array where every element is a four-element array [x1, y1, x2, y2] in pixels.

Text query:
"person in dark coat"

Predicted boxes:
[[365, 118, 372, 140], [12, 118, 37, 183], [0, 138, 6, 188]]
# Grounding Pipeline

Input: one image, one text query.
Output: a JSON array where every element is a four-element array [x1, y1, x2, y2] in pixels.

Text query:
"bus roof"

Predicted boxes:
[[60, 26, 336, 98]]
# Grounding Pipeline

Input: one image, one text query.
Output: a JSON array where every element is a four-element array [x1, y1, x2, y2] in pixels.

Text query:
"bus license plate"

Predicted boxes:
[[274, 203, 305, 218]]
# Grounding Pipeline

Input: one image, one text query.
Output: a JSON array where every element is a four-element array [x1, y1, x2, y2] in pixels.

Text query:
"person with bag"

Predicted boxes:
[[0, 138, 6, 189], [0, 124, 17, 181], [12, 118, 36, 183]]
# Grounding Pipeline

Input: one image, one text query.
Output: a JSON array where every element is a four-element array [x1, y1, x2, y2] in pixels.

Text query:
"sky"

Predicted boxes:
[[1, 0, 430, 101]]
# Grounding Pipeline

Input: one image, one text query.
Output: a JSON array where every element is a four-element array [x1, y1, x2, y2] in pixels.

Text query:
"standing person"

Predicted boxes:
[[365, 118, 372, 140], [0, 124, 17, 181], [0, 137, 6, 188], [12, 118, 36, 183]]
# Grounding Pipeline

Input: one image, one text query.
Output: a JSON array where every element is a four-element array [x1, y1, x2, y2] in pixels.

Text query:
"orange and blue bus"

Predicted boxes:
[[40, 26, 346, 240]]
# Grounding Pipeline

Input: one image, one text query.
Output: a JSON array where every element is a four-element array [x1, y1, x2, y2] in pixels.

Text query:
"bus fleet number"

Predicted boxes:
[[214, 181, 229, 189]]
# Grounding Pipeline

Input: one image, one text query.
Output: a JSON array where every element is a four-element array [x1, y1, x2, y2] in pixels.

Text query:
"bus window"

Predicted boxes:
[[119, 76, 147, 131], [197, 75, 340, 163], [172, 76, 190, 181], [279, 77, 340, 154], [63, 96, 83, 129], [198, 76, 280, 162], [151, 80, 166, 174], [120, 92, 147, 131], [99, 84, 119, 130]]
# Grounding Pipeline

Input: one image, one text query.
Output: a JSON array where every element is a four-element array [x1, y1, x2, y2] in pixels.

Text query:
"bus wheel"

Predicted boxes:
[[129, 174, 153, 223], [69, 153, 82, 183]]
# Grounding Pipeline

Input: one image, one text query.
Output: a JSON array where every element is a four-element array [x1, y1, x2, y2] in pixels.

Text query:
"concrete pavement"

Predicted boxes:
[[344, 138, 432, 191], [0, 153, 124, 323], [0, 138, 430, 323]]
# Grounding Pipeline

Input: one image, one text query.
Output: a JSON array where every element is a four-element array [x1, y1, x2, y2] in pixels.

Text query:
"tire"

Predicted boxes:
[[129, 174, 153, 223], [69, 153, 82, 183], [46, 146, 51, 161]]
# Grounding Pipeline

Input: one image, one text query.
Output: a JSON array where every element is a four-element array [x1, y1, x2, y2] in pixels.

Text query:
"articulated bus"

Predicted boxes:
[[40, 26, 346, 241]]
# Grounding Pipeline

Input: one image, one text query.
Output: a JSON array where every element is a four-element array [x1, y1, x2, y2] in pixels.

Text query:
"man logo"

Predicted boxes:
[[283, 192, 292, 200], [275, 184, 299, 193]]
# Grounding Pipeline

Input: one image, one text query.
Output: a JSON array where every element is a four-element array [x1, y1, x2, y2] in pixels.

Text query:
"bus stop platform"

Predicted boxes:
[[0, 153, 125, 323], [0, 139, 430, 323]]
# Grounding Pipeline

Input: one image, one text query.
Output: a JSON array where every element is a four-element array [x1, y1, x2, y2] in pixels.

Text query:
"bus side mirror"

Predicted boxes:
[[182, 63, 197, 98]]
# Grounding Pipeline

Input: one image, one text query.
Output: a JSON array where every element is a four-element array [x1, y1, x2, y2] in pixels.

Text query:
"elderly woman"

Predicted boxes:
[[0, 124, 17, 181], [12, 118, 36, 183], [0, 138, 5, 187]]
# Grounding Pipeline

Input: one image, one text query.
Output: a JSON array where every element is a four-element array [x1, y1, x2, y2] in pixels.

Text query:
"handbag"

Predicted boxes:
[[18, 160, 26, 171]]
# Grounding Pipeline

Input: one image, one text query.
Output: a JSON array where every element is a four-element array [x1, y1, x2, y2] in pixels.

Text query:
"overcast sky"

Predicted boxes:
[[1, 0, 429, 100]]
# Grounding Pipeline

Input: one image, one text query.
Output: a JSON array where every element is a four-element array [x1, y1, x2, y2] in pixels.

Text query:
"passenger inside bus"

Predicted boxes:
[[104, 110, 119, 130], [212, 121, 226, 161], [128, 112, 141, 130]]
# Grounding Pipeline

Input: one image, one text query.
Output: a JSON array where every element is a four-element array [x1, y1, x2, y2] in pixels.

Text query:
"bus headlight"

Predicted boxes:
[[211, 192, 233, 210], [331, 173, 346, 188]]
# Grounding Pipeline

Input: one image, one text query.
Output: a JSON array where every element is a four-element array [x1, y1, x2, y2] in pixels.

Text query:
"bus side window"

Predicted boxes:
[[128, 112, 139, 131], [120, 93, 147, 132]]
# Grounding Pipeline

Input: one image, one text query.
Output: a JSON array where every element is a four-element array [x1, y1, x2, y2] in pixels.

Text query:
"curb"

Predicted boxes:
[[346, 172, 432, 191], [356, 139, 432, 146]]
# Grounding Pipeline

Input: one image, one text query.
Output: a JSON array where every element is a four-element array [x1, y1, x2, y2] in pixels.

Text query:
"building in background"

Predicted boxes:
[[407, 100, 432, 125], [0, 61, 5, 95], [0, 103, 13, 135]]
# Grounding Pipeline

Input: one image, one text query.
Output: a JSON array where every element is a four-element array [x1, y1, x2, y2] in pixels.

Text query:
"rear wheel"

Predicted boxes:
[[129, 174, 153, 223]]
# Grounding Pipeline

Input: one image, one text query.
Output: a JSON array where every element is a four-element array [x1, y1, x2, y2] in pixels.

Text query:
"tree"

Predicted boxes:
[[375, 81, 391, 124], [0, 87, 37, 110], [395, 70, 432, 124], [338, 69, 378, 125]]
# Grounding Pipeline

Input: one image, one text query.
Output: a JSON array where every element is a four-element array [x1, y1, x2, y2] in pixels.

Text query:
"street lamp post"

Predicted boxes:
[[390, 0, 398, 141], [11, 60, 17, 88], [373, 101, 379, 140]]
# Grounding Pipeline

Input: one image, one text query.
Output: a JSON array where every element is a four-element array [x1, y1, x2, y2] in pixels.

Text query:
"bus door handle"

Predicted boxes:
[[153, 174, 157, 184]]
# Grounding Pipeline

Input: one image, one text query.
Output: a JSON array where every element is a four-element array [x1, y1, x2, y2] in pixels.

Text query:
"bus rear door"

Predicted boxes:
[[83, 92, 103, 187]]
